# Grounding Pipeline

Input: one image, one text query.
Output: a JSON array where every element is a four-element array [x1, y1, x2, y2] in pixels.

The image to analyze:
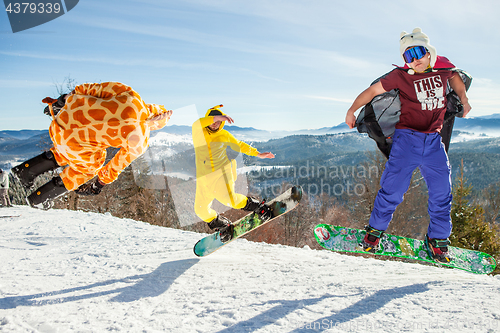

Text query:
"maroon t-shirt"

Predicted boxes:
[[380, 68, 455, 133]]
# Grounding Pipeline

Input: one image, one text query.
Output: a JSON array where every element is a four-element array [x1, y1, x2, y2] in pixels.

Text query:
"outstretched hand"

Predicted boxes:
[[257, 152, 275, 159], [150, 110, 173, 122]]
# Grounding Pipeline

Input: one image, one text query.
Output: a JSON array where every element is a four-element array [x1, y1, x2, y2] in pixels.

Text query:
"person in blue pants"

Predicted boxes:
[[345, 28, 471, 263]]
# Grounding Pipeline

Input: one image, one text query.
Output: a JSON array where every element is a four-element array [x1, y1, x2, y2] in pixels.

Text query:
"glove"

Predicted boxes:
[[74, 178, 105, 196]]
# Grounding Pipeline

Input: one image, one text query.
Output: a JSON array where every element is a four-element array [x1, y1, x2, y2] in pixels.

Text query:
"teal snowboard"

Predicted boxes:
[[194, 186, 303, 257], [314, 224, 497, 274]]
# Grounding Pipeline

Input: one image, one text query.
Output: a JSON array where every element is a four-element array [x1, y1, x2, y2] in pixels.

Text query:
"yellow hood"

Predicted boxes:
[[204, 104, 226, 133], [192, 104, 258, 177]]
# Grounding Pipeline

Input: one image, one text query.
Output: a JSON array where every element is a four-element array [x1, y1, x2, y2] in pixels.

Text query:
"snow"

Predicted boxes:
[[160, 171, 193, 181], [149, 133, 192, 146], [450, 131, 492, 143], [237, 165, 291, 175], [1, 206, 500, 332]]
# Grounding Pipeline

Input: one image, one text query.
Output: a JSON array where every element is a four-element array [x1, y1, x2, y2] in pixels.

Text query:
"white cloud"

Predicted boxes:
[[0, 79, 53, 88], [63, 11, 388, 76], [305, 95, 353, 104], [0, 50, 223, 70], [467, 78, 500, 115]]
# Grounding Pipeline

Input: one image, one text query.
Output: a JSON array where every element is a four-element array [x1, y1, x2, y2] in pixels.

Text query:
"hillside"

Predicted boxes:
[[0, 130, 52, 167], [248, 133, 375, 166], [448, 137, 500, 189], [1, 206, 500, 332], [2, 124, 500, 191]]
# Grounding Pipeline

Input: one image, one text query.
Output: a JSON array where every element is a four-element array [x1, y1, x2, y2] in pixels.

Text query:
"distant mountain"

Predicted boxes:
[[453, 116, 500, 136], [3, 117, 500, 191], [155, 125, 191, 136], [154, 123, 356, 142], [154, 124, 275, 141], [474, 113, 500, 120], [247, 132, 376, 167], [0, 130, 47, 140], [451, 136, 500, 153], [0, 130, 52, 168], [448, 136, 500, 190], [151, 115, 500, 142]]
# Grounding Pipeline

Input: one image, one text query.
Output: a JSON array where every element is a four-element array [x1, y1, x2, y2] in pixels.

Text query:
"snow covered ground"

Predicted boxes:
[[1, 206, 500, 333], [450, 131, 494, 143], [149, 133, 193, 148]]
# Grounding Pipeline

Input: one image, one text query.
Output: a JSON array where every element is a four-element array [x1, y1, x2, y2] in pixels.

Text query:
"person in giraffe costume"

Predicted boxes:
[[13, 82, 172, 209]]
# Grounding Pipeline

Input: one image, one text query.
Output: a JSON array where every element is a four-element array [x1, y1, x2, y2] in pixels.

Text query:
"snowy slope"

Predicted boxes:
[[1, 207, 500, 333]]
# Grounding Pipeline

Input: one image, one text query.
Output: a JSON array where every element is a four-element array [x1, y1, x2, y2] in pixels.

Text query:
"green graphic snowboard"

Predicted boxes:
[[194, 185, 303, 257], [314, 224, 497, 274]]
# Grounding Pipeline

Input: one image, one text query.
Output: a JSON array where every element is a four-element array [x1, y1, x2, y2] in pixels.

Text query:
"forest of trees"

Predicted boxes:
[[7, 149, 500, 274]]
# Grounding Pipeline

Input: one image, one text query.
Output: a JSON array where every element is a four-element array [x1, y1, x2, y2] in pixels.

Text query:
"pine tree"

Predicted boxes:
[[450, 160, 500, 274]]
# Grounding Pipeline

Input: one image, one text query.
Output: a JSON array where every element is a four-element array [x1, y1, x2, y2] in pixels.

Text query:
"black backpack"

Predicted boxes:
[[355, 69, 472, 159]]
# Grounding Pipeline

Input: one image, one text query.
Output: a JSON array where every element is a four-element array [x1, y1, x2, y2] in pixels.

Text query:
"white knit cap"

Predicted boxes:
[[400, 27, 437, 68]]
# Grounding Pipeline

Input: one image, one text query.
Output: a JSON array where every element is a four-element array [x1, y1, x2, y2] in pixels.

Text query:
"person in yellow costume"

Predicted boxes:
[[13, 82, 172, 209], [192, 105, 275, 242]]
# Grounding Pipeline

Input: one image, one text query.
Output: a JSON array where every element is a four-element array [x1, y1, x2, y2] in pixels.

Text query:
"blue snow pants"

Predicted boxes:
[[368, 128, 452, 239]]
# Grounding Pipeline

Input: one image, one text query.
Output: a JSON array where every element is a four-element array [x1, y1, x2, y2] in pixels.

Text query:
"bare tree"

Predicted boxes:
[[54, 75, 77, 95], [481, 182, 500, 224], [348, 150, 429, 239]]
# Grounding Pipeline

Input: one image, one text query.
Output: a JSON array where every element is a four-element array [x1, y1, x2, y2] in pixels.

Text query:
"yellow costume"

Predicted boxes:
[[48, 82, 170, 191], [192, 105, 259, 222]]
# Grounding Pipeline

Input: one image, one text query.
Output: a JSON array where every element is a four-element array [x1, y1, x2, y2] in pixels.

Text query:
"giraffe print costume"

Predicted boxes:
[[47, 82, 170, 191]]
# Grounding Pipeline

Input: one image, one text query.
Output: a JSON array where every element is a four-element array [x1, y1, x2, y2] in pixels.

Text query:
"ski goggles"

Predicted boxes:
[[402, 46, 427, 63]]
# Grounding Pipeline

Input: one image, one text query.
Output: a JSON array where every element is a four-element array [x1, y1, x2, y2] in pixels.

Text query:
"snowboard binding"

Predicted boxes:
[[12, 151, 59, 189], [361, 225, 384, 253], [242, 196, 274, 222], [253, 199, 273, 222], [425, 234, 452, 263], [27, 176, 68, 210], [208, 215, 234, 243]]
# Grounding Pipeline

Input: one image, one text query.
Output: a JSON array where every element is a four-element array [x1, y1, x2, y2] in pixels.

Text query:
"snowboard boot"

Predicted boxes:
[[425, 234, 452, 263], [361, 225, 384, 253], [27, 176, 68, 210], [207, 215, 234, 243], [74, 178, 105, 196], [12, 151, 59, 189], [241, 196, 273, 222]]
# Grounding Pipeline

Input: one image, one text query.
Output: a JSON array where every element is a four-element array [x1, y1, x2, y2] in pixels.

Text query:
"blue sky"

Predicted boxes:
[[1, 0, 499, 131]]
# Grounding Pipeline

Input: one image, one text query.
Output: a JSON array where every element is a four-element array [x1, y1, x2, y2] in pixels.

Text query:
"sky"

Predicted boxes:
[[1, 0, 500, 131]]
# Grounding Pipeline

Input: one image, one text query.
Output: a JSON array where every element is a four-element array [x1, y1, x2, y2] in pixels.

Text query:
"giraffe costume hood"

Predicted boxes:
[[47, 82, 171, 191]]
